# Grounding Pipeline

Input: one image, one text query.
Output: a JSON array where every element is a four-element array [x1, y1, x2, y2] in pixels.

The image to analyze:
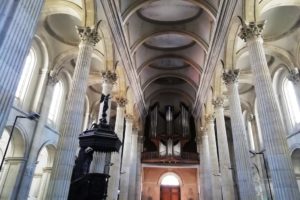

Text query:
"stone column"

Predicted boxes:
[[197, 134, 205, 200], [119, 114, 134, 200], [239, 21, 300, 199], [135, 135, 143, 200], [223, 69, 256, 199], [46, 26, 100, 199], [17, 72, 58, 199], [205, 114, 221, 200], [107, 97, 127, 200], [201, 127, 213, 200], [128, 128, 138, 200], [246, 114, 255, 151], [213, 98, 235, 200], [37, 167, 52, 200], [0, 0, 44, 137], [89, 71, 117, 173]]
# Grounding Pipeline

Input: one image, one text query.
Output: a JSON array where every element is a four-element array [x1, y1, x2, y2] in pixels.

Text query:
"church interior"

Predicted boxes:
[[1, 0, 300, 199]]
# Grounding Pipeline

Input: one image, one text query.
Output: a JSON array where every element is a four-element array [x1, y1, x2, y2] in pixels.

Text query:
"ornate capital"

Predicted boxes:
[[212, 97, 224, 108], [239, 21, 265, 42], [288, 68, 300, 83], [48, 70, 59, 86], [116, 96, 128, 107], [125, 114, 134, 122], [223, 69, 239, 85], [205, 114, 215, 123], [247, 113, 255, 121], [76, 26, 100, 45], [101, 70, 117, 84], [199, 127, 208, 135]]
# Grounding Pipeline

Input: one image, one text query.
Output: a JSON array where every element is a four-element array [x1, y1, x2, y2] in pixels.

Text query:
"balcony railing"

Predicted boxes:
[[141, 151, 199, 164]]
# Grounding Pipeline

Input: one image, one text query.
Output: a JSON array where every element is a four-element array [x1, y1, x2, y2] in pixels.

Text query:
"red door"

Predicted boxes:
[[160, 186, 180, 200]]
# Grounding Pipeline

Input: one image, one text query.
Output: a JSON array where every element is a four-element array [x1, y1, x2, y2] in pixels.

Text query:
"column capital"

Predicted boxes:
[[116, 96, 128, 107], [212, 97, 224, 108], [223, 69, 240, 85], [288, 68, 300, 83], [101, 70, 118, 85], [76, 26, 100, 45], [200, 126, 208, 135], [205, 114, 215, 123], [48, 70, 59, 85], [247, 113, 255, 121], [125, 114, 134, 123], [238, 20, 265, 42]]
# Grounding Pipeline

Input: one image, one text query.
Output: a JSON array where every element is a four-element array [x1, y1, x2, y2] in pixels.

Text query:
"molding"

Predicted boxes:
[[99, 0, 147, 118], [192, 0, 238, 118]]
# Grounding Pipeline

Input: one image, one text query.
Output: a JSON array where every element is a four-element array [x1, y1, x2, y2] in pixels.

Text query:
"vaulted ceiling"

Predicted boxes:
[[102, 0, 237, 114]]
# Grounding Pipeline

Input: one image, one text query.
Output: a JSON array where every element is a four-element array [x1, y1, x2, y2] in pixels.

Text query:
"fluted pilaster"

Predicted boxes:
[[201, 127, 213, 200], [240, 21, 300, 199], [223, 69, 256, 199], [205, 114, 222, 200], [128, 128, 138, 200], [107, 99, 127, 200], [17, 72, 58, 198], [119, 114, 134, 200], [135, 135, 143, 200], [0, 0, 44, 137], [46, 26, 100, 199], [213, 98, 235, 200]]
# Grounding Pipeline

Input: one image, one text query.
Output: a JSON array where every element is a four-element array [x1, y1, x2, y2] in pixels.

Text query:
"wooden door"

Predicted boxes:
[[160, 186, 180, 200]]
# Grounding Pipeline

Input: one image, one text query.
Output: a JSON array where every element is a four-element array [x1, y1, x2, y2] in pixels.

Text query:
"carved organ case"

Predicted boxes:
[[142, 103, 199, 164]]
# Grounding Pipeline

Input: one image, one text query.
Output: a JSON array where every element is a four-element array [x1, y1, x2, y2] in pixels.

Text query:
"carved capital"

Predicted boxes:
[[239, 21, 265, 42], [205, 114, 215, 123], [223, 69, 239, 85], [76, 26, 100, 45], [116, 96, 128, 107], [288, 68, 300, 83], [48, 70, 59, 85], [212, 97, 224, 108], [199, 127, 208, 136], [247, 113, 255, 121], [125, 114, 134, 122], [101, 70, 117, 84]]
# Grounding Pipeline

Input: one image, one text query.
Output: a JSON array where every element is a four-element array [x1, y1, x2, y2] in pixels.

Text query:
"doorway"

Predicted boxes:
[[160, 174, 181, 200], [160, 186, 180, 200]]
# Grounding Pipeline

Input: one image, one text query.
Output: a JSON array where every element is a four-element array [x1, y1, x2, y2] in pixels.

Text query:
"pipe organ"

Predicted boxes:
[[142, 103, 199, 164]]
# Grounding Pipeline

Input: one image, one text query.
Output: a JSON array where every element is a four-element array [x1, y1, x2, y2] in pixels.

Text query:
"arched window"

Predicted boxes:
[[161, 175, 180, 186], [283, 79, 300, 126], [15, 49, 36, 104], [48, 81, 63, 127]]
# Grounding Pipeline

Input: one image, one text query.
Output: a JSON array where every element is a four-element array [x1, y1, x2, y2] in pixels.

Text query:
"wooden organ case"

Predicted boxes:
[[142, 103, 199, 164]]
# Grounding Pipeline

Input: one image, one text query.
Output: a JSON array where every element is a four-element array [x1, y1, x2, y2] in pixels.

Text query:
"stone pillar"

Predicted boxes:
[[89, 71, 117, 173], [107, 97, 127, 200], [201, 127, 213, 200], [213, 98, 235, 200], [128, 128, 138, 200], [0, 0, 44, 137], [37, 167, 52, 200], [246, 114, 255, 151], [205, 114, 221, 200], [197, 134, 205, 200], [46, 26, 100, 199], [239, 21, 300, 199], [135, 135, 143, 200], [223, 69, 256, 199], [17, 72, 58, 199], [119, 114, 134, 200]]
